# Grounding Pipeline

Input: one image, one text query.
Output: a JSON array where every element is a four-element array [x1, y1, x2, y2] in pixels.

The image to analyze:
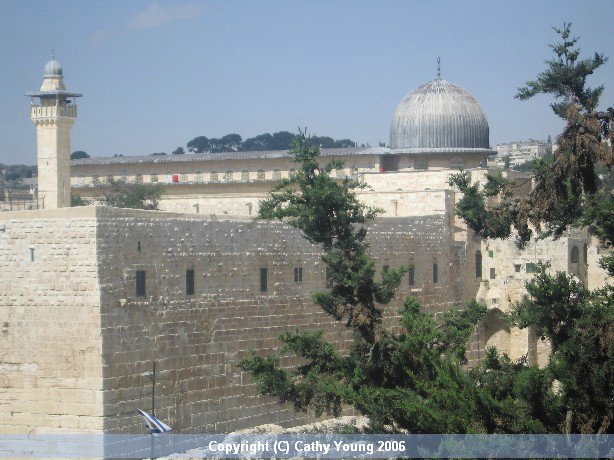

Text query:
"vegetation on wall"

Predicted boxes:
[[94, 176, 163, 210]]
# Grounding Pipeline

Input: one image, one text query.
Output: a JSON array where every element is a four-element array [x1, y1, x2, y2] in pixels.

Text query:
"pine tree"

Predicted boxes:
[[449, 23, 613, 273]]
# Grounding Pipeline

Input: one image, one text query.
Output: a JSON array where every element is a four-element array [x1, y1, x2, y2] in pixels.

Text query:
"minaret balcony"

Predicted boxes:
[[30, 104, 77, 119]]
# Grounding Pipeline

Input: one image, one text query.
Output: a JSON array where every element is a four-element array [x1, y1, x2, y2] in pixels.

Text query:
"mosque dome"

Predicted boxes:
[[389, 79, 490, 153], [44, 59, 63, 77]]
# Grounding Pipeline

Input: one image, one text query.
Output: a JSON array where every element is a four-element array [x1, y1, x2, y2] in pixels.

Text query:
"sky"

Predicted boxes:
[[1, 0, 613, 165]]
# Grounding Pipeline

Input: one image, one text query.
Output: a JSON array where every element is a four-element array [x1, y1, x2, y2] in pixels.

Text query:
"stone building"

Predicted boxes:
[[0, 58, 603, 435]]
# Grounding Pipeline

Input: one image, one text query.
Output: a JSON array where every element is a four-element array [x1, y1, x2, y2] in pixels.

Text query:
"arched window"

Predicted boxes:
[[92, 175, 100, 186], [135, 173, 143, 183], [257, 169, 265, 180], [241, 170, 249, 181], [77, 176, 85, 186], [475, 251, 482, 278], [289, 168, 297, 177], [449, 157, 464, 170], [272, 169, 281, 180], [164, 172, 172, 183], [583, 243, 588, 264], [180, 172, 188, 182], [351, 166, 359, 178], [224, 170, 234, 182], [195, 171, 203, 182], [571, 245, 580, 264], [210, 171, 218, 182], [150, 174, 158, 183]]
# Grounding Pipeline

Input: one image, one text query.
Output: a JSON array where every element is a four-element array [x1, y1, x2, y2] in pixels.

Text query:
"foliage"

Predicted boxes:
[[256, 134, 392, 341], [509, 267, 613, 433], [210, 134, 242, 153], [95, 176, 163, 210], [449, 23, 613, 263], [0, 164, 36, 182], [186, 131, 357, 154], [70, 193, 90, 207], [238, 134, 613, 434], [172, 147, 185, 155], [70, 150, 89, 160], [238, 135, 566, 434], [186, 136, 210, 153]]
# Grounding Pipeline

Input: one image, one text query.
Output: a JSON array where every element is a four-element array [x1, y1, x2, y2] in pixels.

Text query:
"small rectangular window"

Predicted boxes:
[[382, 264, 389, 274], [526, 263, 536, 273], [294, 267, 303, 283], [260, 267, 268, 292], [186, 269, 195, 295], [488, 250, 494, 258], [490, 267, 496, 279], [408, 263, 415, 286], [514, 264, 521, 273], [432, 263, 438, 283], [136, 270, 146, 297]]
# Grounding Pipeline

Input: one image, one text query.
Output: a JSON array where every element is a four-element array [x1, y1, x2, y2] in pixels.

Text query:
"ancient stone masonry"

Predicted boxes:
[[0, 206, 464, 434]]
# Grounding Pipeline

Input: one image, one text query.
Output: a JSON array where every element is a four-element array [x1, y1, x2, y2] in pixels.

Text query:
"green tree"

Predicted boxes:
[[238, 135, 563, 434], [186, 136, 210, 153], [449, 23, 613, 272], [70, 150, 90, 160], [509, 267, 613, 433], [95, 176, 163, 210], [70, 193, 90, 207]]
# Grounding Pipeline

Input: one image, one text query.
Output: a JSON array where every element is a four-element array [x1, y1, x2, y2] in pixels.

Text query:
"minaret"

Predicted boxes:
[[26, 54, 82, 209]]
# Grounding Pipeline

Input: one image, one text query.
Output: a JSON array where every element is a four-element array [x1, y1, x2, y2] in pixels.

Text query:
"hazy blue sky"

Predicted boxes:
[[1, 1, 613, 165]]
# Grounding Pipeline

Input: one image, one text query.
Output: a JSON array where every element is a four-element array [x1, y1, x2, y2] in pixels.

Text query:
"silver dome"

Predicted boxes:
[[44, 59, 63, 77], [389, 79, 490, 153]]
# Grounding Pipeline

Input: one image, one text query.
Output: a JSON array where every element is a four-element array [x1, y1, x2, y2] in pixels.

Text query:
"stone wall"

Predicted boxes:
[[0, 208, 103, 433], [465, 229, 593, 367], [95, 208, 460, 433], [0, 206, 465, 434]]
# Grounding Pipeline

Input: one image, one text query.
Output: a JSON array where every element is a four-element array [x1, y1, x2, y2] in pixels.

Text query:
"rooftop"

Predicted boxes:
[[71, 146, 391, 166]]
